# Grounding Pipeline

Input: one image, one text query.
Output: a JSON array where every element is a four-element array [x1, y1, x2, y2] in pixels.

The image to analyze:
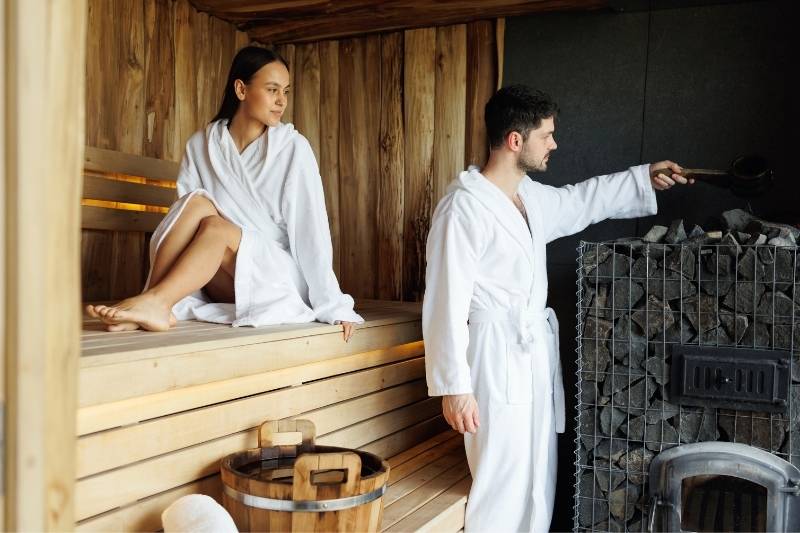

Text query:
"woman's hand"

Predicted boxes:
[[650, 160, 694, 190], [340, 321, 355, 342]]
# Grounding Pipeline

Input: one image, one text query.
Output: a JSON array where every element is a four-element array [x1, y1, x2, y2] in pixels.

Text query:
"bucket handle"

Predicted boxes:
[[259, 419, 316, 453], [292, 452, 362, 502]]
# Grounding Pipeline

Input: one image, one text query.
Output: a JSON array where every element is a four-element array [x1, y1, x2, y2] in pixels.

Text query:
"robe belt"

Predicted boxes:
[[468, 308, 549, 349], [467, 307, 566, 433]]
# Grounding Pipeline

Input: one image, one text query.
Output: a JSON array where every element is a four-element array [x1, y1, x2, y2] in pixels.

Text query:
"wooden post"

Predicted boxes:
[[3, 0, 86, 529]]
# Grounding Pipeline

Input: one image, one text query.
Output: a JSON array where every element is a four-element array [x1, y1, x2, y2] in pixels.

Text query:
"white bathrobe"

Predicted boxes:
[[423, 165, 657, 532], [147, 120, 363, 327]]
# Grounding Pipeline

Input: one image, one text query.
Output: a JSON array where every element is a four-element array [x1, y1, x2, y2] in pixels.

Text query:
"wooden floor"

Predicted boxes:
[[75, 299, 472, 531]]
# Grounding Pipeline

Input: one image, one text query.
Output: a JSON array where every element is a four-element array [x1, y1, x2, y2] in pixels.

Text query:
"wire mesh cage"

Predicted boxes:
[[572, 237, 799, 532]]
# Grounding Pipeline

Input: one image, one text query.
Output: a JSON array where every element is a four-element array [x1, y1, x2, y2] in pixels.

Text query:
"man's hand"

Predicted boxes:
[[650, 160, 694, 190], [442, 394, 480, 434]]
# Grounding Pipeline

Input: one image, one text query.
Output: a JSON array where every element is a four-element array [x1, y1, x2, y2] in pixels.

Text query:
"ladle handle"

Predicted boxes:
[[677, 168, 728, 177]]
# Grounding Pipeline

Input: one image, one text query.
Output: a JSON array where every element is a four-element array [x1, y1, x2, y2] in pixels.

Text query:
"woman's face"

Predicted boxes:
[[236, 61, 290, 127]]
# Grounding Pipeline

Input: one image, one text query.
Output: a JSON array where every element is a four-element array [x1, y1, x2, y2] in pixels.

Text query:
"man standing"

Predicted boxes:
[[422, 85, 690, 532]]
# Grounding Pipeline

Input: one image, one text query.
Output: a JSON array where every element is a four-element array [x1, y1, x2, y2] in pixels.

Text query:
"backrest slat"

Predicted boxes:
[[84, 146, 180, 182], [83, 175, 177, 208]]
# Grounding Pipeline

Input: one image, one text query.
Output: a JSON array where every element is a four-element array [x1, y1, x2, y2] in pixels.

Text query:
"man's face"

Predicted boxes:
[[518, 116, 557, 173]]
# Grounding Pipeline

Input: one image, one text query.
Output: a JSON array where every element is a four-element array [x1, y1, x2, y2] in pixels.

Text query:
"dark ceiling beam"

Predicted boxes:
[[189, 0, 610, 44]]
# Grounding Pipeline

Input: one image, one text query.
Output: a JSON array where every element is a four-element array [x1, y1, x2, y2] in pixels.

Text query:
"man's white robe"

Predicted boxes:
[[422, 165, 657, 532], [147, 119, 363, 327]]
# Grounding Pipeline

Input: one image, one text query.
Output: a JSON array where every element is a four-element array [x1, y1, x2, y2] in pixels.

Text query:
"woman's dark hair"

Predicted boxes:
[[484, 85, 559, 149], [212, 46, 289, 123]]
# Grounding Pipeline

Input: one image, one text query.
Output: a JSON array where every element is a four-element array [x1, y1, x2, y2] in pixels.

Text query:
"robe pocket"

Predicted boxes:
[[505, 345, 534, 404]]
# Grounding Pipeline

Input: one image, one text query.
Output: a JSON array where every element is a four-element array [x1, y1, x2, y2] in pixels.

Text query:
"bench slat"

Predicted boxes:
[[82, 205, 164, 232], [77, 367, 427, 477], [83, 174, 176, 207], [384, 476, 471, 533], [75, 398, 442, 521], [84, 146, 180, 181], [77, 342, 424, 436]]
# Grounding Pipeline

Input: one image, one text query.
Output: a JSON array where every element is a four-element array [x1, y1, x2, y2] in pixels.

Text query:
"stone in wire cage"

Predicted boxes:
[[572, 223, 799, 532]]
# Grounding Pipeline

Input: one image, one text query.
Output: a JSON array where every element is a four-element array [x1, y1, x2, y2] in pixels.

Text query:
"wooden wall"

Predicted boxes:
[[83, 2, 503, 303], [274, 21, 503, 302], [83, 0, 248, 301]]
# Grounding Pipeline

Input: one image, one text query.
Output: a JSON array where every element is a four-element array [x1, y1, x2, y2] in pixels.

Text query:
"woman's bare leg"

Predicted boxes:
[[86, 194, 222, 330], [91, 215, 242, 331]]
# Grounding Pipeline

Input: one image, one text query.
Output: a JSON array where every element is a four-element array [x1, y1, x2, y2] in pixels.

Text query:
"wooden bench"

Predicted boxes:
[[76, 149, 469, 531], [76, 300, 470, 531]]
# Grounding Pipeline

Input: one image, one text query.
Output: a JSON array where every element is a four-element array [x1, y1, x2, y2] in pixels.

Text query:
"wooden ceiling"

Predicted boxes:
[[189, 0, 610, 44]]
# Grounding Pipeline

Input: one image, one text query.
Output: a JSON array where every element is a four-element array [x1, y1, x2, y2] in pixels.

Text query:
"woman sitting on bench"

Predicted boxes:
[[87, 46, 362, 341]]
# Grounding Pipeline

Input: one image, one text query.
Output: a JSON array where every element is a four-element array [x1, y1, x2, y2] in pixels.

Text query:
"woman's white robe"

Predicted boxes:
[[422, 165, 657, 532], [147, 120, 363, 327]]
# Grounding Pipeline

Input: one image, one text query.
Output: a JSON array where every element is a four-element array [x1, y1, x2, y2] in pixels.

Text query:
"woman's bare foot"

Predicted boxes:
[[102, 313, 177, 332], [90, 293, 174, 332]]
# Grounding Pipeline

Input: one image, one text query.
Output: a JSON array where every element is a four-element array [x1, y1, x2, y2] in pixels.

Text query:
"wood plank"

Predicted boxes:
[[402, 28, 436, 302], [81, 304, 420, 360], [317, 397, 442, 450], [75, 397, 440, 520], [119, 0, 146, 155], [433, 24, 467, 203], [77, 364, 426, 477], [496, 18, 505, 90], [82, 205, 164, 232], [174, 0, 199, 151], [143, 0, 178, 161], [388, 430, 457, 470], [384, 450, 466, 506], [4, 0, 86, 528], [361, 416, 451, 461], [383, 475, 471, 533], [318, 40, 341, 277], [339, 37, 378, 298], [237, 0, 609, 43], [377, 31, 404, 301], [293, 42, 321, 159], [381, 461, 469, 529], [465, 20, 498, 168], [76, 475, 221, 532], [83, 175, 176, 207], [80, 320, 422, 406], [81, 230, 114, 301], [108, 231, 147, 300], [84, 146, 180, 180], [388, 435, 463, 485], [276, 43, 296, 124]]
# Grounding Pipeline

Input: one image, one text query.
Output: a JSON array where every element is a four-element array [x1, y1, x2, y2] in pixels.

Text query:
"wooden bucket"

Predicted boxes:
[[221, 419, 390, 532]]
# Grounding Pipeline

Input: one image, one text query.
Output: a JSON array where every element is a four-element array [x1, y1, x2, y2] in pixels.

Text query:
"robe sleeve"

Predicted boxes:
[[282, 138, 364, 325], [422, 205, 481, 397], [176, 146, 203, 198], [529, 163, 657, 243]]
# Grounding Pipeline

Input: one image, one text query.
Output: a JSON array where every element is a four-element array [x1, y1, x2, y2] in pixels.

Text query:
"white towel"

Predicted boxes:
[[161, 494, 238, 533]]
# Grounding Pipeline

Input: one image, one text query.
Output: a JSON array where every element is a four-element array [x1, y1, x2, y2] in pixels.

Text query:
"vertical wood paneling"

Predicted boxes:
[[118, 1, 146, 155], [83, 13, 503, 303], [143, 0, 176, 161], [277, 44, 296, 124], [338, 38, 378, 298], [83, 0, 244, 302], [377, 32, 405, 301], [402, 28, 436, 302], [433, 24, 467, 203], [294, 43, 321, 159], [465, 20, 499, 168], [319, 41, 341, 277], [174, 0, 198, 154]]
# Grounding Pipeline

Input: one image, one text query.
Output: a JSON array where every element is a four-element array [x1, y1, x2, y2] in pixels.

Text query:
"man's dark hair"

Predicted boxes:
[[484, 85, 559, 149]]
